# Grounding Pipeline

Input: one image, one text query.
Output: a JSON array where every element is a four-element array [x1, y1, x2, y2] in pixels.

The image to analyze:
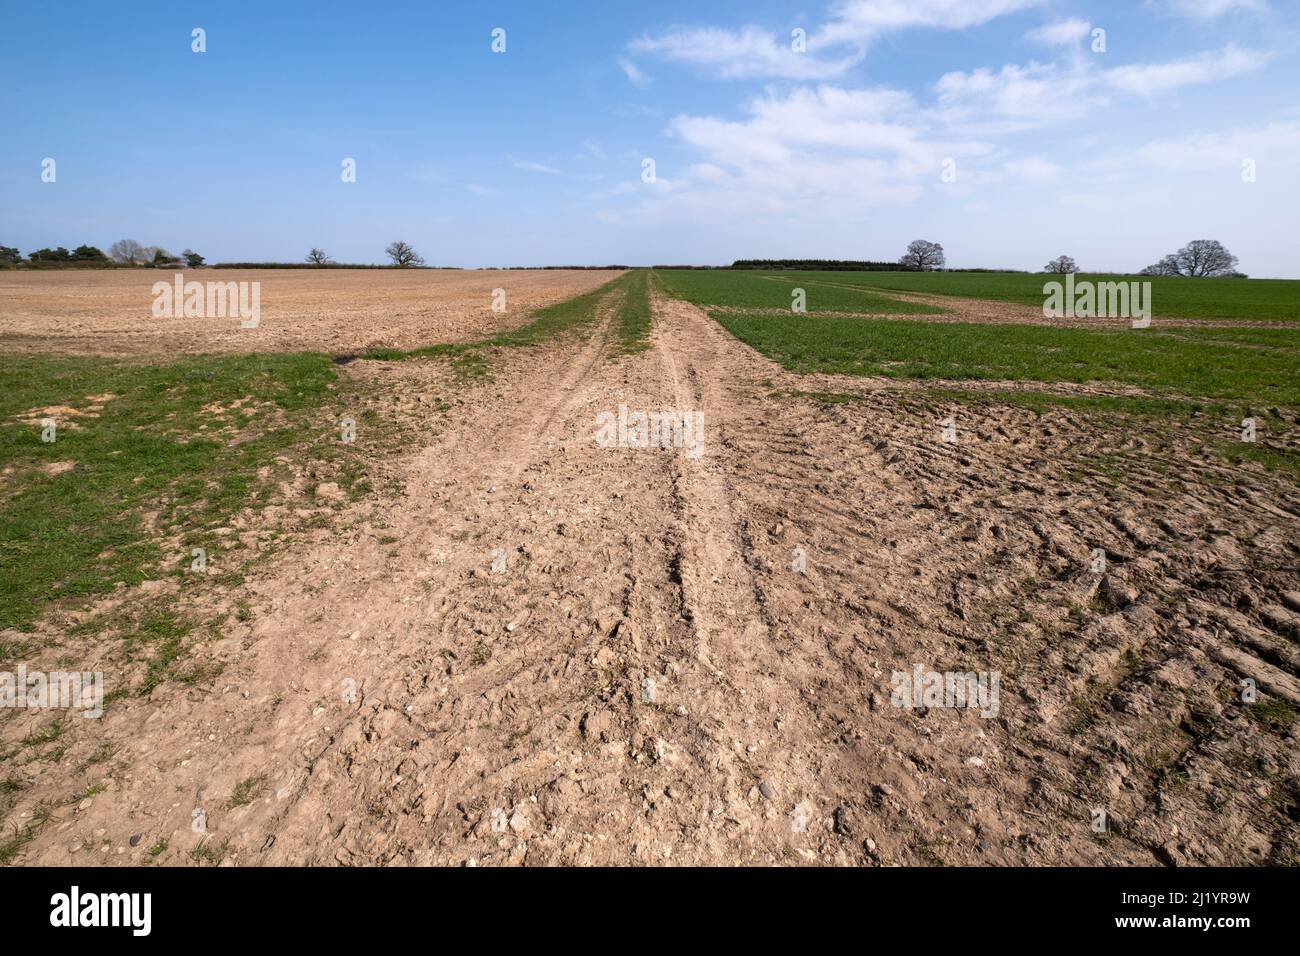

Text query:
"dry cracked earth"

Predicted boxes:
[[4, 282, 1299, 866]]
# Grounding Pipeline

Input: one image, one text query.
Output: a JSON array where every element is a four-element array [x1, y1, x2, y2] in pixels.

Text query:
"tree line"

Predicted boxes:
[[0, 240, 205, 268], [735, 239, 1245, 276], [2, 237, 1247, 276], [0, 239, 435, 270]]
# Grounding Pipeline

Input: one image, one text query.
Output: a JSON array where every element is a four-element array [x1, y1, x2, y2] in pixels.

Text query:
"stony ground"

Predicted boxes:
[[2, 279, 1297, 866]]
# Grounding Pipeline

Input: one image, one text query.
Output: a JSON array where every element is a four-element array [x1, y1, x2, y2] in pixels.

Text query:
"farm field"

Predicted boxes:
[[656, 268, 945, 315], [755, 269, 1300, 322], [710, 312, 1300, 406], [0, 268, 623, 356], [1, 269, 1297, 869]]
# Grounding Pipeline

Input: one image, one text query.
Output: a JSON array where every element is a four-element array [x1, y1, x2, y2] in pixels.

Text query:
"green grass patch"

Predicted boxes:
[[655, 269, 944, 315], [712, 313, 1300, 406], [20, 718, 66, 749], [1217, 441, 1300, 480], [0, 351, 354, 631], [488, 276, 620, 347], [0, 824, 35, 864], [1248, 697, 1296, 730], [226, 774, 268, 810], [614, 270, 653, 354], [188, 837, 231, 865], [127, 607, 196, 695], [767, 270, 1300, 322]]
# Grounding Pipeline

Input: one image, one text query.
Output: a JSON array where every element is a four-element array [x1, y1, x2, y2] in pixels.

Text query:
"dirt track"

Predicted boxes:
[[5, 281, 1299, 866]]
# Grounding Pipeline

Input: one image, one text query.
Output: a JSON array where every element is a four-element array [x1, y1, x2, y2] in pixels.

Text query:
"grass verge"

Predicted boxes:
[[613, 270, 653, 354]]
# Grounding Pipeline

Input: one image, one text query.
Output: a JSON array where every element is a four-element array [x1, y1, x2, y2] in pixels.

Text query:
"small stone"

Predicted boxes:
[[966, 756, 984, 767], [758, 781, 775, 800], [509, 811, 528, 833], [129, 833, 143, 847]]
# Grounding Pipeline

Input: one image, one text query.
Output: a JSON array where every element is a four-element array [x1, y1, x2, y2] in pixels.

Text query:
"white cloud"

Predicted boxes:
[[1104, 44, 1268, 95], [1130, 120, 1300, 171], [629, 25, 862, 80], [818, 0, 1045, 44], [935, 61, 1098, 123], [618, 58, 654, 90], [513, 160, 560, 175], [465, 184, 501, 198], [1026, 18, 1091, 46], [934, 44, 1269, 124], [669, 85, 944, 172], [597, 82, 990, 226], [1152, 0, 1267, 19], [629, 0, 1045, 81], [600, 9, 1287, 273]]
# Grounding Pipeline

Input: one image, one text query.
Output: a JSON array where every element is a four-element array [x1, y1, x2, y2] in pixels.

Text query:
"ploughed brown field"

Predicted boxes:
[[0, 269, 623, 356]]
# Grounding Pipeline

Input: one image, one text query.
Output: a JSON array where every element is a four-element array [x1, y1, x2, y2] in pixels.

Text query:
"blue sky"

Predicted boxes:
[[3, 0, 1298, 275]]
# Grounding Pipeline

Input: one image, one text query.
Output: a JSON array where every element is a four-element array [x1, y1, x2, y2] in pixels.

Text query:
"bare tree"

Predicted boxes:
[[1043, 255, 1077, 274], [1141, 240, 1238, 277], [306, 247, 333, 266], [899, 239, 945, 271], [144, 246, 178, 266], [109, 238, 145, 265], [385, 241, 425, 268], [1139, 256, 1179, 277]]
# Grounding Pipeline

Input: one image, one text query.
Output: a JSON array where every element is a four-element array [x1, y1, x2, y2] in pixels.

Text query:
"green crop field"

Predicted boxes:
[[655, 268, 945, 315], [755, 270, 1300, 322], [709, 312, 1300, 408]]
